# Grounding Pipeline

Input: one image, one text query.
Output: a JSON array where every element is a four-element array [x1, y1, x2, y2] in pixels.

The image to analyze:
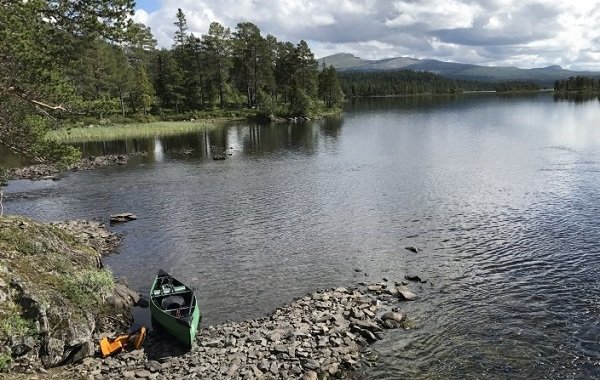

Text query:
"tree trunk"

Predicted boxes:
[[118, 86, 126, 116]]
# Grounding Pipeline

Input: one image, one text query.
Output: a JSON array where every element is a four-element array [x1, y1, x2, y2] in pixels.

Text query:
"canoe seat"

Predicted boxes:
[[152, 285, 187, 296]]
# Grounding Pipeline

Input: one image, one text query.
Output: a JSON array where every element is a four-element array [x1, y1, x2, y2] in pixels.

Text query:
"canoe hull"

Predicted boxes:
[[149, 270, 201, 347]]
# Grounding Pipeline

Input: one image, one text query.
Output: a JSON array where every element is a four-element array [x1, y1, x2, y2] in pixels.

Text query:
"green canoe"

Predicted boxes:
[[150, 270, 201, 347]]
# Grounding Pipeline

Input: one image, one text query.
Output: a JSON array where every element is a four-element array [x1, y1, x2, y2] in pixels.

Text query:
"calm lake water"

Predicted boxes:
[[4, 93, 600, 379]]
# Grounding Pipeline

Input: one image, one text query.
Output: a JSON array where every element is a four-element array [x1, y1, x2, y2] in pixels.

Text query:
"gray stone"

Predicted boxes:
[[405, 274, 427, 283], [302, 370, 318, 380], [303, 359, 320, 371], [269, 361, 278, 374], [146, 360, 162, 373], [397, 286, 417, 301], [136, 369, 152, 378], [10, 336, 36, 357]]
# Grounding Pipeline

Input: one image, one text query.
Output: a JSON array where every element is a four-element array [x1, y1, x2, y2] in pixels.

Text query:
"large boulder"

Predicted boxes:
[[0, 216, 134, 372]]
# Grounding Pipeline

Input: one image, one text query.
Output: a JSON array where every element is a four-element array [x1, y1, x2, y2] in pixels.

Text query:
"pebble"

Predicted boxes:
[[50, 281, 418, 379]]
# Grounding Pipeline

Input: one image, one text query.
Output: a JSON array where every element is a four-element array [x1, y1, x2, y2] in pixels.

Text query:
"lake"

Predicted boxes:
[[4, 93, 600, 378]]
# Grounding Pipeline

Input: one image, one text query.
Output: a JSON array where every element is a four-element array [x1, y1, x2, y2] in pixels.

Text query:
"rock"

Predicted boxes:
[[136, 369, 152, 378], [41, 337, 65, 367], [7, 153, 146, 181], [56, 279, 417, 379], [397, 286, 417, 301], [380, 311, 404, 323], [303, 359, 320, 371], [302, 370, 318, 380], [405, 274, 427, 283], [351, 320, 382, 333], [146, 360, 162, 373], [136, 297, 150, 308], [10, 336, 36, 357], [109, 213, 137, 224], [405, 246, 419, 253]]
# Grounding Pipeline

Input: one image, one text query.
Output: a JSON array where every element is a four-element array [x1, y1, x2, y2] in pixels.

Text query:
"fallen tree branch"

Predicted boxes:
[[30, 99, 66, 111], [4, 85, 67, 112]]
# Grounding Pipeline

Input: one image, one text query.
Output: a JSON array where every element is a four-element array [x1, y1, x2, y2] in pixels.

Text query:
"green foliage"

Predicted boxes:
[[0, 352, 10, 373], [47, 121, 220, 142], [0, 0, 136, 163], [318, 65, 344, 108], [2, 3, 336, 164], [58, 269, 113, 308], [290, 88, 315, 116], [0, 302, 34, 338]]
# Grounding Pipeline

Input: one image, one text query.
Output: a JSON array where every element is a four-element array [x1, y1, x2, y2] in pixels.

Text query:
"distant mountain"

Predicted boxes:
[[317, 53, 599, 86]]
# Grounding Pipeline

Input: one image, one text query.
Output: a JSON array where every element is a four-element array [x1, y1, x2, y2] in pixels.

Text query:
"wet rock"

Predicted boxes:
[[7, 153, 146, 181], [405, 274, 427, 283], [380, 311, 404, 324], [367, 285, 383, 292], [110, 213, 137, 224], [397, 286, 417, 301]]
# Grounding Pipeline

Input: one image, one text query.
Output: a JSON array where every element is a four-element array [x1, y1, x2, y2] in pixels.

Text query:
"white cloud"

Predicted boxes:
[[134, 0, 600, 70]]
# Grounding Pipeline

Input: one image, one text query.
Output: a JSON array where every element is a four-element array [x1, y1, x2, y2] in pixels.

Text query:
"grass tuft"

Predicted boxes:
[[0, 301, 34, 338], [0, 352, 10, 373], [46, 121, 224, 143]]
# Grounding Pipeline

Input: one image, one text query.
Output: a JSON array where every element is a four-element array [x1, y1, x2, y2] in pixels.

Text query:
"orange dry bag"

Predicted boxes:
[[99, 326, 147, 358]]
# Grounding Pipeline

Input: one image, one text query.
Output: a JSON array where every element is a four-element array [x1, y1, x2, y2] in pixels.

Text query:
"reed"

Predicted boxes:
[[46, 121, 225, 143]]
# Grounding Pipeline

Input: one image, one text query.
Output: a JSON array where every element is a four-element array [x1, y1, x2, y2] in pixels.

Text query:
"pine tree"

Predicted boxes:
[[318, 65, 344, 108], [202, 22, 233, 108]]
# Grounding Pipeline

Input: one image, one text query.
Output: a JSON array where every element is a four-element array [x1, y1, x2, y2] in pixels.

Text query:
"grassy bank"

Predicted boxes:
[[46, 120, 227, 143]]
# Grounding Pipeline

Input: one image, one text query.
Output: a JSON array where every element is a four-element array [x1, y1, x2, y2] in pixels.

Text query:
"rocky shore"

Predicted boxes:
[[0, 220, 422, 379], [50, 220, 122, 256], [60, 281, 416, 380], [7, 153, 147, 181]]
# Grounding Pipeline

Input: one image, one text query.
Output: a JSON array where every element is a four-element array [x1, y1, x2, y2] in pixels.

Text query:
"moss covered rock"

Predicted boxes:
[[0, 216, 132, 373]]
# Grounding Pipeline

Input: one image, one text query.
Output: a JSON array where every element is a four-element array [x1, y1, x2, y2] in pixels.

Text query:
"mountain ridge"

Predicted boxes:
[[317, 53, 599, 85]]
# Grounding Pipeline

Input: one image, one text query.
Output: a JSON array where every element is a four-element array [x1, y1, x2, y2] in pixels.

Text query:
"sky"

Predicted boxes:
[[133, 0, 600, 71]]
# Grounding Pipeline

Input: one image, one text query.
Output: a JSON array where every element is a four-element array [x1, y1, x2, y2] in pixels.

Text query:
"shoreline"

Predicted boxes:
[[42, 281, 417, 379], [6, 153, 148, 181], [0, 217, 422, 379]]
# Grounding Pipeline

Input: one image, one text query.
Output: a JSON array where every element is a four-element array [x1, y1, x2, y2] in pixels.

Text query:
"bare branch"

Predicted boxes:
[[30, 99, 67, 111]]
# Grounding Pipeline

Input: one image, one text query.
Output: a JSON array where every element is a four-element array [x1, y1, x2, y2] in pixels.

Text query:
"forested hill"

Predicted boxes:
[[339, 71, 540, 97], [319, 53, 600, 86]]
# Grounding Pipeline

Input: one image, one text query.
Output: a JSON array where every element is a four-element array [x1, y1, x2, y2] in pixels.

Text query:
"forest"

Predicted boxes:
[[0, 2, 343, 164], [339, 71, 541, 97], [554, 76, 600, 92]]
